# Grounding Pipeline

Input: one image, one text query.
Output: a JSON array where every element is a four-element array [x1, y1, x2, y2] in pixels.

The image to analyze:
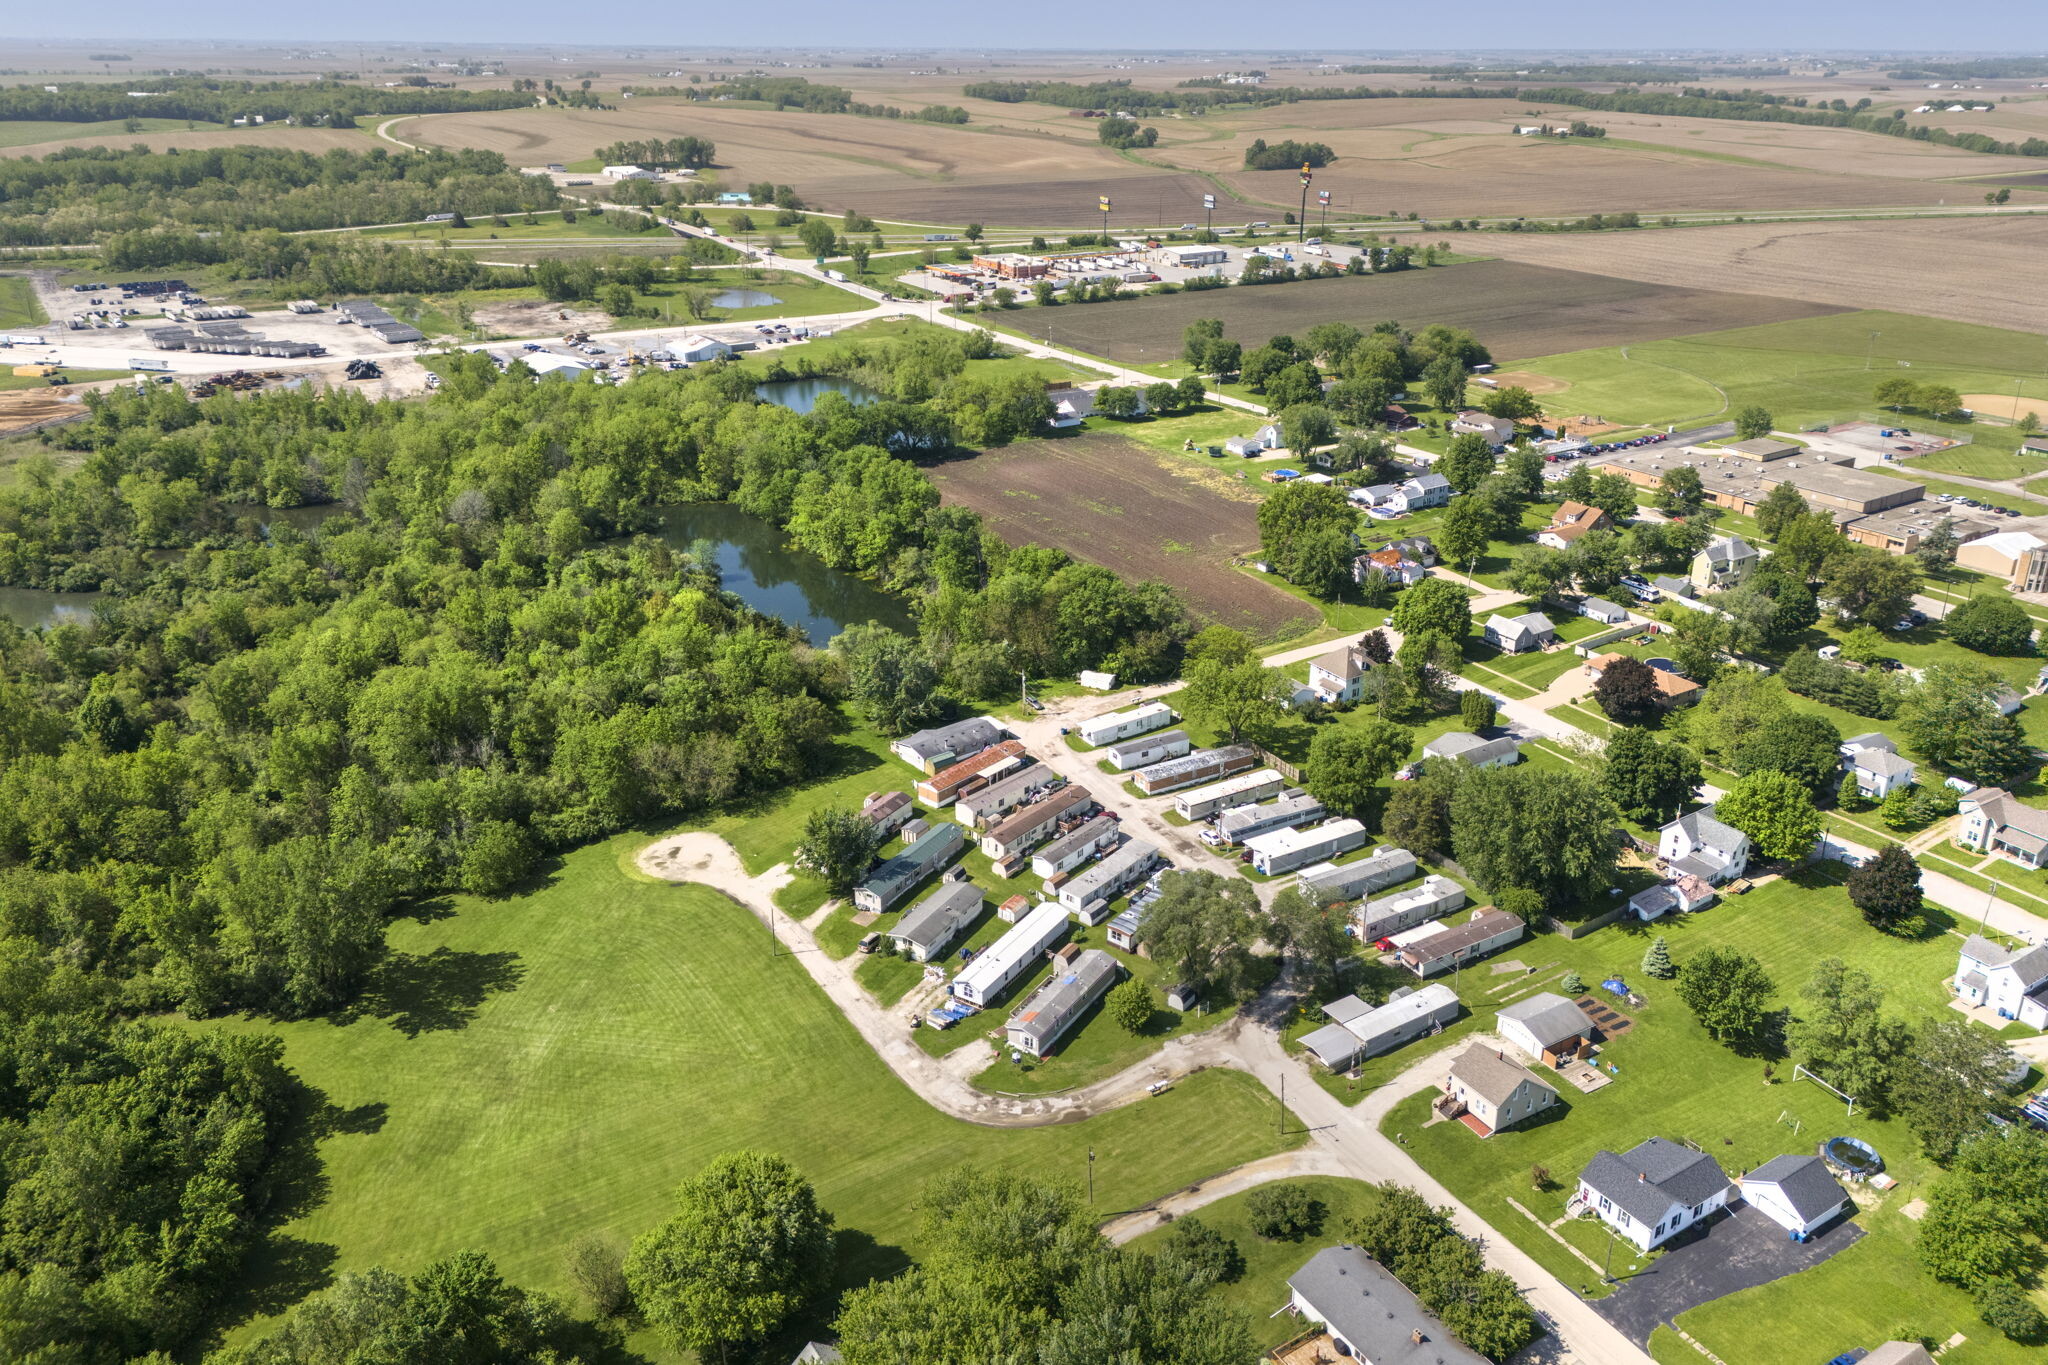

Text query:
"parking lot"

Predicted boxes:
[[898, 238, 1376, 306]]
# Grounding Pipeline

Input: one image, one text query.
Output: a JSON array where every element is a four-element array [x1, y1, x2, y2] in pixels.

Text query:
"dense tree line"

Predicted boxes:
[[0, 145, 557, 249], [1520, 85, 2048, 158], [1242, 138, 1337, 169], [675, 76, 969, 123], [593, 136, 717, 169], [0, 78, 534, 127]]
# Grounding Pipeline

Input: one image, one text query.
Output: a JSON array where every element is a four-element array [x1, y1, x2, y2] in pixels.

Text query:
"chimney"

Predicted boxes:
[[1638, 1171, 1648, 1182], [1411, 1329, 1426, 1345]]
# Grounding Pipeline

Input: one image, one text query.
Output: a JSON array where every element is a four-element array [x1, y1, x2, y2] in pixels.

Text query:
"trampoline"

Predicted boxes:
[[1824, 1136, 1883, 1181]]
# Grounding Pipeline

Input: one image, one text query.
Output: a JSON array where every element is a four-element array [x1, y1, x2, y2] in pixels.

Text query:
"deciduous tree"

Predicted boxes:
[[1846, 841, 1924, 932], [1733, 405, 1774, 440], [1894, 1019, 2018, 1162], [1715, 768, 1822, 861], [1600, 726, 1701, 822], [1593, 655, 1662, 722], [794, 806, 884, 895], [1673, 945, 1775, 1048], [1390, 577, 1472, 641], [1450, 765, 1615, 904], [1786, 958, 1913, 1118], [1138, 871, 1260, 998], [1946, 595, 2034, 656], [1305, 720, 1413, 817]]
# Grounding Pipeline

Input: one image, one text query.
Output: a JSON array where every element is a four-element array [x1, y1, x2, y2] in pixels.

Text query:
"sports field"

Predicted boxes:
[[996, 261, 1847, 366], [928, 429, 1319, 641], [207, 832, 1297, 1357]]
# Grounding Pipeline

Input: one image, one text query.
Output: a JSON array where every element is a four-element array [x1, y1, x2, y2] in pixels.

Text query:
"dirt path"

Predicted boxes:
[[1098, 1147, 1351, 1244]]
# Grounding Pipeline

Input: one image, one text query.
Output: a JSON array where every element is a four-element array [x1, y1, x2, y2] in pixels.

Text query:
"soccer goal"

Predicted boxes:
[[1792, 1064, 1857, 1118]]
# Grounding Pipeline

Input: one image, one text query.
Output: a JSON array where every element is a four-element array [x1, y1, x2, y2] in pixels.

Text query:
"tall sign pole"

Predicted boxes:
[[1202, 192, 1215, 237], [1318, 189, 1331, 236], [1298, 163, 1312, 242], [1099, 195, 1112, 245]]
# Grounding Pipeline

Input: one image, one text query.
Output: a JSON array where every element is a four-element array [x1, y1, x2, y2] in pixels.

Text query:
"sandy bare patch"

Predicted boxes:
[[1492, 370, 1569, 395], [472, 299, 614, 336], [1960, 393, 2048, 424]]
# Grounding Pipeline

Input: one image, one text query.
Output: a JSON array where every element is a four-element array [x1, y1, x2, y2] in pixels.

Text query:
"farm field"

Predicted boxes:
[[204, 831, 1299, 1360], [1386, 868, 2045, 1363], [0, 122, 376, 160], [997, 261, 1847, 366], [1441, 215, 2048, 335], [927, 430, 1318, 641]]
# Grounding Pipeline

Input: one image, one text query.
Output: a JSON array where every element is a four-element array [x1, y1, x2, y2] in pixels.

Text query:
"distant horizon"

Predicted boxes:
[[2, 2, 2044, 53]]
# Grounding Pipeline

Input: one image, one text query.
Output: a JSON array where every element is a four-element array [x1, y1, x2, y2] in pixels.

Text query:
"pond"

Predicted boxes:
[[711, 288, 782, 309], [0, 587, 103, 630], [657, 502, 913, 644], [753, 376, 885, 414]]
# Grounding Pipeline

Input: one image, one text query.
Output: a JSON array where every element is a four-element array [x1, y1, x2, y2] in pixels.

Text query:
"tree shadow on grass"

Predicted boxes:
[[350, 946, 526, 1038]]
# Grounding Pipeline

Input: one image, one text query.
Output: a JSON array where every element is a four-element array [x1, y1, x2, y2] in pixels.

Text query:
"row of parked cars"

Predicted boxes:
[[1937, 492, 2022, 518]]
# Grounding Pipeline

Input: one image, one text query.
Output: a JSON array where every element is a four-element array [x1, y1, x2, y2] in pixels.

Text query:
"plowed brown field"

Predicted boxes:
[[1435, 216, 2048, 334], [929, 432, 1315, 640], [999, 260, 1846, 364]]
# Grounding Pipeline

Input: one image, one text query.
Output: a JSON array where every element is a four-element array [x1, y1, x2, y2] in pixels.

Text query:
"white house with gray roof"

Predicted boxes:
[[1953, 933, 2048, 1028], [1957, 788, 2048, 870], [1657, 805, 1750, 884], [1496, 992, 1592, 1066], [1576, 1137, 1734, 1251], [1484, 610, 1557, 654], [1297, 846, 1419, 905], [1689, 535, 1759, 592], [1439, 1045, 1560, 1135], [1841, 734, 1916, 799], [1285, 1245, 1488, 1365], [1357, 875, 1465, 942], [1057, 839, 1159, 922], [885, 882, 982, 962], [1422, 731, 1521, 770], [889, 717, 1006, 774], [1740, 1154, 1851, 1239], [1392, 473, 1452, 511]]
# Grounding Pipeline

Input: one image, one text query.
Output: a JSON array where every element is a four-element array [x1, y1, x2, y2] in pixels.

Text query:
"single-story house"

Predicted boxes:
[[1223, 423, 1284, 456], [1450, 411, 1517, 445], [1395, 909, 1526, 977], [1297, 983, 1461, 1070], [1576, 1137, 1735, 1252], [1103, 729, 1189, 772], [1956, 788, 2048, 869], [1952, 933, 2048, 1028], [1438, 1045, 1560, 1136], [1537, 500, 1614, 549], [1496, 992, 1592, 1066], [952, 901, 1069, 1007], [1298, 845, 1419, 906], [1285, 1245, 1487, 1365], [791, 1343, 843, 1364], [1423, 731, 1522, 770], [859, 790, 913, 837], [1690, 535, 1759, 592], [672, 334, 731, 363], [1584, 653, 1702, 708], [1484, 610, 1557, 654], [1308, 643, 1371, 704], [1842, 735, 1916, 799], [1657, 805, 1750, 884], [1357, 875, 1465, 943], [1628, 873, 1717, 922], [1353, 546, 1428, 586], [854, 823, 965, 913], [1740, 1153, 1852, 1240], [1006, 948, 1121, 1056], [891, 717, 1007, 774], [1047, 387, 1097, 428], [1994, 684, 2025, 717], [1245, 818, 1367, 877], [1387, 535, 1437, 565], [886, 881, 983, 962], [1579, 596, 1629, 625], [1031, 813, 1120, 879]]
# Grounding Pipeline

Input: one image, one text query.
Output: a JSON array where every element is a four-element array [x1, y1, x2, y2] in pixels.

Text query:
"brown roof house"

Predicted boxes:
[[1537, 500, 1614, 549]]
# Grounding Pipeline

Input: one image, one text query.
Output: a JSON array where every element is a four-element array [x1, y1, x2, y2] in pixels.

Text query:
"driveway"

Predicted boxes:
[[1589, 1201, 1864, 1346]]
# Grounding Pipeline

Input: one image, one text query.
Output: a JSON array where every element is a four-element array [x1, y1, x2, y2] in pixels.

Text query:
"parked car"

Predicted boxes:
[[858, 932, 881, 954]]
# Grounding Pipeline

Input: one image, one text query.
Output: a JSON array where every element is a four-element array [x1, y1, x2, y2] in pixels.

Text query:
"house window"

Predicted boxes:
[[1598, 1195, 1611, 1213]]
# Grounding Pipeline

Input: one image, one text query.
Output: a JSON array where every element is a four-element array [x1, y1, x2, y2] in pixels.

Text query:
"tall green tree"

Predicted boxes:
[[1389, 577, 1472, 640], [1436, 432, 1496, 493], [1600, 725, 1701, 822], [1733, 405, 1774, 440], [1673, 945, 1775, 1048], [1305, 720, 1413, 817], [794, 806, 884, 895], [1894, 1019, 2019, 1162], [1754, 481, 1811, 540], [1714, 768, 1823, 861], [1179, 656, 1285, 746], [1785, 958, 1914, 1118], [1138, 870, 1260, 998], [1449, 765, 1616, 904], [1846, 841, 1924, 932]]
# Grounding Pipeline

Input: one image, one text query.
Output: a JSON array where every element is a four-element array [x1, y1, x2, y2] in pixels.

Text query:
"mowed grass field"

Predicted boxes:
[[1446, 216, 2048, 337], [1514, 309, 2048, 444], [995, 261, 1847, 366], [1386, 867, 2045, 1362], [927, 429, 1319, 641], [208, 833, 1299, 1359]]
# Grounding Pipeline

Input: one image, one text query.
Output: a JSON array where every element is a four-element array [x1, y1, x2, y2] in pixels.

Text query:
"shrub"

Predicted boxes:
[[1246, 1184, 1327, 1242], [1947, 596, 2035, 656], [1978, 1279, 2048, 1343]]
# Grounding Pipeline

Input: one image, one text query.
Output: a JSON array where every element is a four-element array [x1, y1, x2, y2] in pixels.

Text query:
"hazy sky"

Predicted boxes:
[[6, 2, 2046, 51]]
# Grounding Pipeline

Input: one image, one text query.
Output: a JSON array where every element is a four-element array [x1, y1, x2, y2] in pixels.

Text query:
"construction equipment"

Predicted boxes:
[[344, 359, 383, 381]]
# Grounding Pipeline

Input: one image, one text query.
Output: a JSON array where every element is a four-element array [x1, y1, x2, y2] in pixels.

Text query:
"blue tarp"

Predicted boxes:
[[1601, 977, 1630, 998]]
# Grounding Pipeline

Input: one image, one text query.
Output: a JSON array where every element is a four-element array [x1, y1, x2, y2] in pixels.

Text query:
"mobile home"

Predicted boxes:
[[1078, 700, 1175, 748], [1358, 875, 1467, 942], [1031, 814, 1120, 879], [886, 881, 983, 962], [1295, 846, 1418, 903], [1174, 769, 1286, 822], [1244, 818, 1368, 877], [951, 901, 1069, 1007], [1006, 949, 1121, 1057], [1211, 791, 1325, 848], [1132, 745, 1256, 796], [980, 784, 1096, 862], [1104, 729, 1191, 772], [1058, 840, 1160, 921], [854, 824, 965, 913]]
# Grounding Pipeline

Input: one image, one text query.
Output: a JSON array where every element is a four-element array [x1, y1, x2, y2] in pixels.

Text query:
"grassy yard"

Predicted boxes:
[[0, 275, 49, 331], [204, 832, 1302, 1360], [0, 368, 132, 392], [1385, 865, 2044, 1363], [1124, 1177, 1387, 1348]]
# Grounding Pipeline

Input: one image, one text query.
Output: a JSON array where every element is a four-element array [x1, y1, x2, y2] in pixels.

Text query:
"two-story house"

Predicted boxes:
[[1308, 643, 1371, 704], [1657, 805, 1750, 884], [1957, 788, 2048, 869], [1576, 1137, 1734, 1251], [1451, 411, 1517, 446], [1840, 733, 1916, 799], [1689, 536, 1759, 593], [1954, 933, 2048, 1028], [1536, 500, 1614, 549], [1391, 473, 1452, 512]]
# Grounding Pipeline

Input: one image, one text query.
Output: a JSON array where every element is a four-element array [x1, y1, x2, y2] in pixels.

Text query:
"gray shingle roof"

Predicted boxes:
[[1856, 748, 1916, 778], [1498, 992, 1589, 1051], [1581, 1138, 1731, 1226], [895, 717, 1004, 764], [1743, 1154, 1847, 1224], [1843, 731, 1896, 754], [891, 882, 981, 951], [1448, 1045, 1556, 1108], [1286, 1246, 1488, 1365], [1669, 804, 1745, 854]]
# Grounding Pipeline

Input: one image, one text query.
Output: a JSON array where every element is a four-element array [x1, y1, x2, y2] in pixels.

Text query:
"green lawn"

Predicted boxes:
[[0, 275, 48, 331], [0, 116, 215, 148], [205, 832, 1302, 1359], [0, 368, 131, 392], [1124, 1177, 1387, 1348], [1900, 444, 2048, 483], [346, 211, 682, 245], [1386, 866, 2044, 1363]]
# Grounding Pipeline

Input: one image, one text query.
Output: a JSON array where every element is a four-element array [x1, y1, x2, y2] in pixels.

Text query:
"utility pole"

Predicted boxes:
[[1278, 1072, 1286, 1136], [1297, 164, 1312, 242], [1087, 1147, 1095, 1204], [1319, 189, 1330, 237], [1865, 330, 1881, 371]]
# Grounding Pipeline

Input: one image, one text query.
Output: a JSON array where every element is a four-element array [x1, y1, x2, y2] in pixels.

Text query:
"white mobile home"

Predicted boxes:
[[893, 718, 1007, 775], [955, 767, 1058, 829], [1395, 909, 1525, 977], [951, 901, 1069, 1007], [1212, 791, 1326, 847], [980, 784, 1095, 862], [859, 791, 913, 838], [1031, 814, 1120, 879], [1294, 846, 1418, 904], [1006, 949, 1121, 1056], [886, 882, 983, 962], [1078, 700, 1174, 748], [1058, 840, 1159, 921], [1358, 875, 1467, 942], [1132, 745, 1257, 795], [1297, 982, 1461, 1070], [1174, 769, 1286, 822], [1104, 729, 1190, 772], [1244, 818, 1368, 877]]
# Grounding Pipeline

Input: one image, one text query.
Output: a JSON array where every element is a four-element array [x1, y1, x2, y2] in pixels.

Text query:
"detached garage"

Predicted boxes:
[[1740, 1154, 1852, 1240]]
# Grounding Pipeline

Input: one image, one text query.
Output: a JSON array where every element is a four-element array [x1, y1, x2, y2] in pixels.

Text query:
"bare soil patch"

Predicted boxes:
[[471, 299, 613, 335], [1444, 216, 2048, 335], [1491, 370, 1568, 395], [1000, 261, 1846, 365], [0, 388, 90, 437], [1960, 393, 2048, 424], [928, 432, 1315, 640]]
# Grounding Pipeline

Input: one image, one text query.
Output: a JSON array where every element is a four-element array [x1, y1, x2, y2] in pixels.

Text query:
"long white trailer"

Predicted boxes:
[[1174, 769, 1285, 822], [1245, 818, 1368, 877], [1078, 700, 1175, 748], [951, 901, 1069, 1007]]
